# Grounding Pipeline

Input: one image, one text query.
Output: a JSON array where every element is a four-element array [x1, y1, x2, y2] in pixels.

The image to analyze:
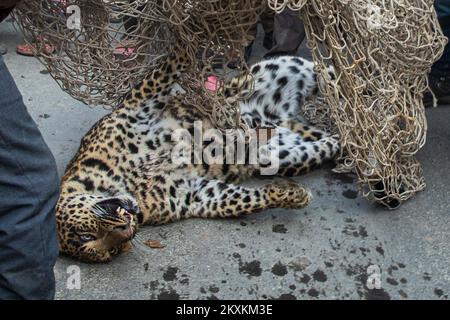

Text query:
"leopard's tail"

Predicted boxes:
[[123, 46, 190, 108]]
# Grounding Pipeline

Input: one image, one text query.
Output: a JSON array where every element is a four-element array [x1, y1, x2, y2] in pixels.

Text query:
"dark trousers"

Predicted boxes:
[[436, 0, 450, 18], [266, 9, 306, 58], [0, 55, 59, 300], [433, 0, 450, 75], [248, 8, 305, 59]]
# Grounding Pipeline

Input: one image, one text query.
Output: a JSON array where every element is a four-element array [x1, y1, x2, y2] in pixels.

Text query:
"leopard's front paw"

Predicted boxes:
[[266, 180, 312, 209]]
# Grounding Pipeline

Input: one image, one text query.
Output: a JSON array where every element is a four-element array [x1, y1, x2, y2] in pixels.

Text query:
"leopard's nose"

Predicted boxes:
[[112, 223, 133, 239]]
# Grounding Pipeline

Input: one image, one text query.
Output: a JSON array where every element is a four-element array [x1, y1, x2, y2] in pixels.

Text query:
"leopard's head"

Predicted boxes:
[[55, 193, 139, 263]]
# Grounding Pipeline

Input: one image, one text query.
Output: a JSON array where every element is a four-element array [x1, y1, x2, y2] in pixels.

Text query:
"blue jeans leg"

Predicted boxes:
[[0, 55, 59, 300]]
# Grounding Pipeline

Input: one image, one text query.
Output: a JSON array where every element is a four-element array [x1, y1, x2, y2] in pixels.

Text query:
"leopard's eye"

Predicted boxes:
[[79, 234, 96, 242]]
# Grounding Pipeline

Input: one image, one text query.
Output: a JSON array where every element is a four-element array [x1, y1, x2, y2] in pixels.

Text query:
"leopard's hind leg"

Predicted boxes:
[[258, 128, 340, 177], [137, 174, 312, 225], [280, 120, 330, 142]]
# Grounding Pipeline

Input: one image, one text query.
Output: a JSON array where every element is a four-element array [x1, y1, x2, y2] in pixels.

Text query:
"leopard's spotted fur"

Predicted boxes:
[[56, 49, 340, 262]]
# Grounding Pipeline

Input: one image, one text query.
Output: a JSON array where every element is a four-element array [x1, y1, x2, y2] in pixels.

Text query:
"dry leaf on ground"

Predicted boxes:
[[145, 239, 166, 249]]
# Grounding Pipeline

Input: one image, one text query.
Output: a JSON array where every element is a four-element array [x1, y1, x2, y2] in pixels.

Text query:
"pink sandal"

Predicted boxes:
[[17, 40, 55, 57], [113, 40, 137, 59], [113, 46, 136, 58]]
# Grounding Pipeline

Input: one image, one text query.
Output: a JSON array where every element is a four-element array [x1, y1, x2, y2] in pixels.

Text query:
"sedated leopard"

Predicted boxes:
[[56, 47, 340, 262]]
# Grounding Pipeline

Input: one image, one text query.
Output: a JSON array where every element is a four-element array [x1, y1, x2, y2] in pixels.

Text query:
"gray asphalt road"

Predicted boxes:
[[1, 19, 449, 300]]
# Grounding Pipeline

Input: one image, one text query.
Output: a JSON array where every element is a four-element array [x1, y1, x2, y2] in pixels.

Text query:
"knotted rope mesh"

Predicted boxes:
[[268, 0, 308, 12], [159, 0, 266, 129], [14, 1, 171, 108], [13, 0, 447, 207], [293, 0, 446, 207], [13, 0, 264, 115]]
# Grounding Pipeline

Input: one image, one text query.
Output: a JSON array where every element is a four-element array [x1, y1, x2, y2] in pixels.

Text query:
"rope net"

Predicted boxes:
[[13, 0, 265, 115], [298, 0, 447, 207], [13, 0, 447, 207]]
